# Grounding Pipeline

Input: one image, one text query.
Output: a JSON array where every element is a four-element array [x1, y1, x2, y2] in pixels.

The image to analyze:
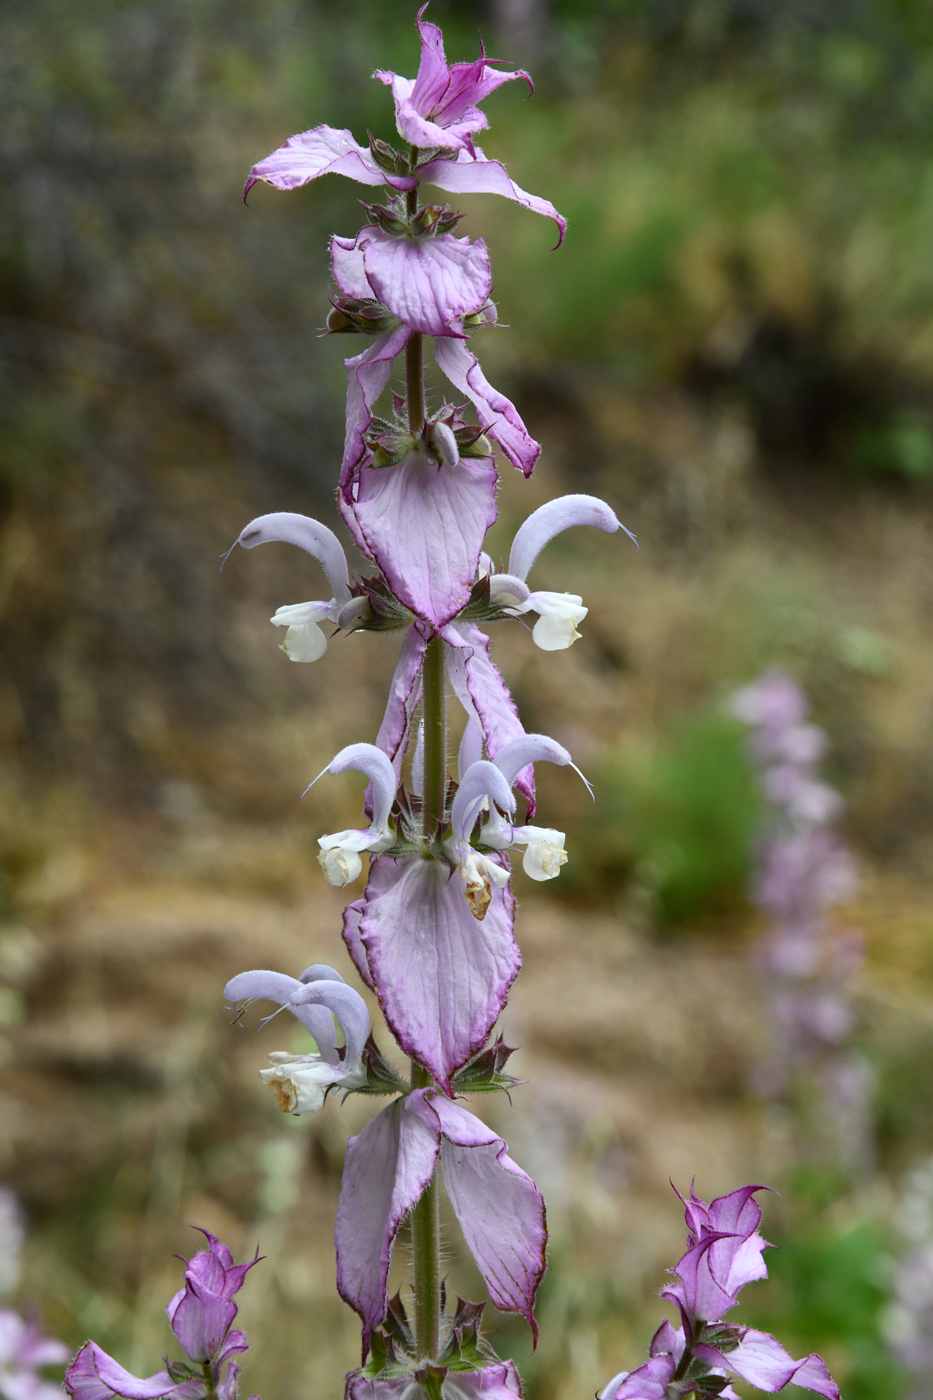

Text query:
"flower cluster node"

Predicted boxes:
[[600, 1184, 839, 1400], [66, 1232, 260, 1400]]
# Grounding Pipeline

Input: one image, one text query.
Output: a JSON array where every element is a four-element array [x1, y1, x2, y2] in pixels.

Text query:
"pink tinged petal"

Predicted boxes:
[[331, 234, 375, 299], [507, 493, 634, 582], [662, 1233, 741, 1324], [65, 1345, 204, 1400], [236, 512, 352, 607], [342, 900, 374, 990], [244, 125, 416, 199], [334, 1093, 440, 1340], [359, 855, 519, 1089], [341, 326, 412, 498], [374, 623, 429, 792], [298, 963, 347, 985], [649, 1320, 685, 1361], [451, 760, 516, 844], [720, 1230, 770, 1295], [419, 150, 567, 246], [707, 1184, 769, 1237], [442, 624, 534, 813], [434, 338, 540, 477], [351, 230, 491, 337], [600, 1356, 677, 1400], [224, 969, 339, 1058], [428, 56, 533, 127], [169, 1279, 236, 1363], [704, 1330, 839, 1400], [346, 451, 498, 628], [424, 1095, 547, 1340]]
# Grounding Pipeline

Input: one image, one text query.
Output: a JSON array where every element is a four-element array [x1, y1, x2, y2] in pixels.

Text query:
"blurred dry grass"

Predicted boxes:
[[2, 1, 933, 1397]]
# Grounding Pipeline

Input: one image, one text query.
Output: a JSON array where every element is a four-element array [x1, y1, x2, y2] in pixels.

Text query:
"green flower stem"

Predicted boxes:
[[409, 1061, 442, 1361], [406, 331, 425, 440], [410, 634, 445, 1357], [405, 302, 444, 1361], [421, 635, 446, 844]]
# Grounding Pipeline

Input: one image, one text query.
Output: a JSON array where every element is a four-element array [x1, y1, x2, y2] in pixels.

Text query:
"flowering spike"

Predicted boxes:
[[600, 1183, 839, 1400]]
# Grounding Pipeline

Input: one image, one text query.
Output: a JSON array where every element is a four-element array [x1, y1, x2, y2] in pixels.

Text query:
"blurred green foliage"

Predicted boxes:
[[564, 709, 759, 925]]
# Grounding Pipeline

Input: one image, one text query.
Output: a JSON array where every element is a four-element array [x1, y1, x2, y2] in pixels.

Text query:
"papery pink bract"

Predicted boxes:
[[443, 623, 534, 812], [341, 327, 412, 498], [435, 337, 540, 476], [373, 623, 430, 786], [342, 450, 498, 628], [165, 1231, 260, 1365], [335, 1094, 440, 1347], [332, 230, 491, 337], [244, 126, 416, 199], [355, 854, 519, 1090], [418, 148, 566, 245], [375, 12, 532, 156], [694, 1330, 840, 1399], [429, 1094, 547, 1341], [335, 1091, 545, 1344], [65, 1346, 205, 1400]]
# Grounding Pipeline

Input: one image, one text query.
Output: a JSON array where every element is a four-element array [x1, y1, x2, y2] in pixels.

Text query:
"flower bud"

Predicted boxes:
[[363, 200, 409, 236], [424, 419, 459, 468], [368, 135, 407, 174], [463, 298, 498, 330], [326, 296, 398, 336]]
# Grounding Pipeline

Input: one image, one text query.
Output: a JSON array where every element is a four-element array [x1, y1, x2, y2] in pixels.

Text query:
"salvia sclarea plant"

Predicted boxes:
[[62, 14, 842, 1400], [599, 1184, 839, 1400], [66, 1231, 260, 1400], [731, 671, 873, 1167]]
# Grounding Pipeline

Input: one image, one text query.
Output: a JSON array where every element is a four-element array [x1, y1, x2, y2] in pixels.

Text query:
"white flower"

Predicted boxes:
[[232, 510, 353, 664], [521, 592, 587, 651], [311, 743, 399, 886], [510, 825, 568, 880], [260, 1051, 367, 1116], [317, 826, 393, 886], [493, 493, 634, 652], [271, 600, 337, 662]]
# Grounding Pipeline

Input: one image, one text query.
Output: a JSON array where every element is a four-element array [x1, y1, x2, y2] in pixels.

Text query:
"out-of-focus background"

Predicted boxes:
[[2, 0, 933, 1395]]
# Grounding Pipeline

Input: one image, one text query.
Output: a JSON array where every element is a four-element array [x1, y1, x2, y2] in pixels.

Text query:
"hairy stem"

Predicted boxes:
[[409, 613, 446, 1357], [406, 331, 425, 439], [421, 636, 446, 844], [409, 1061, 442, 1360], [406, 143, 420, 219]]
